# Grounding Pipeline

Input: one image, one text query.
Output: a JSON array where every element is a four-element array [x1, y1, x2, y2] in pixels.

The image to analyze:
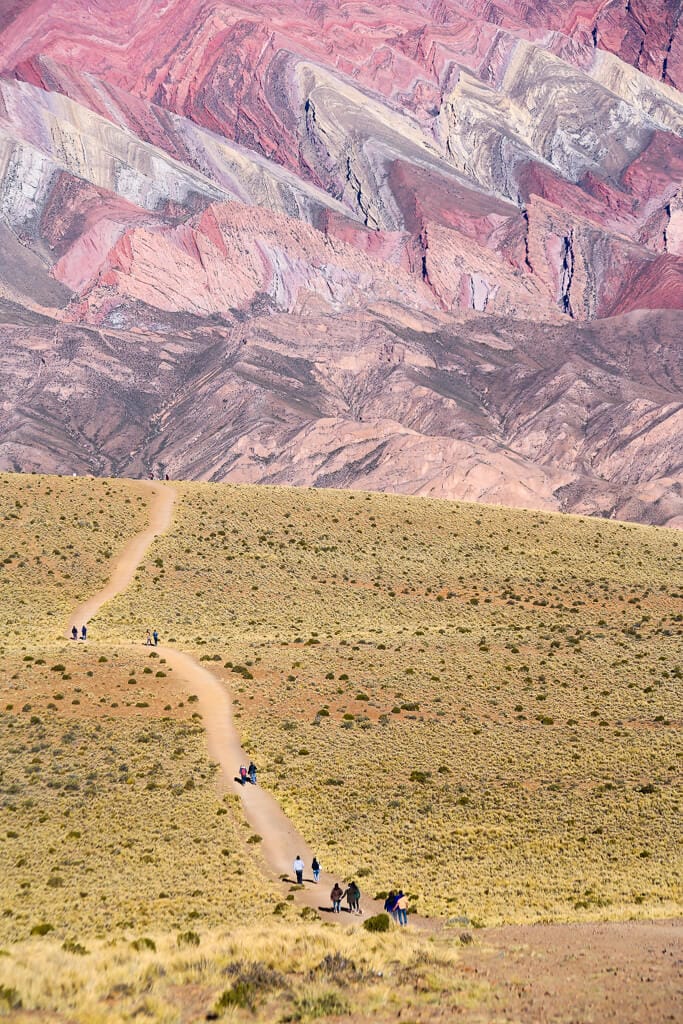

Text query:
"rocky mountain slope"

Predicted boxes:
[[0, 0, 681, 523]]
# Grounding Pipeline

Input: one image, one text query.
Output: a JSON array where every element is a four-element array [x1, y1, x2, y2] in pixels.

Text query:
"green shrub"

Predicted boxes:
[[0, 985, 21, 1009], [177, 930, 200, 947], [215, 981, 254, 1012], [363, 912, 390, 933], [62, 940, 89, 955], [294, 991, 349, 1018], [30, 923, 54, 936], [130, 937, 156, 952]]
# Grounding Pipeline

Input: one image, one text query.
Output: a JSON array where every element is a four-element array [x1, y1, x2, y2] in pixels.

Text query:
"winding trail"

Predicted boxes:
[[70, 481, 390, 924], [159, 646, 391, 922], [56, 477, 683, 1016], [67, 483, 176, 635]]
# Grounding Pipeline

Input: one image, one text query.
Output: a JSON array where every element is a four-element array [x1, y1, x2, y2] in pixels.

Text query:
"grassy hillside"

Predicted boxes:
[[0, 474, 680, 1021], [0, 473, 149, 644], [0, 647, 276, 945], [97, 482, 682, 923]]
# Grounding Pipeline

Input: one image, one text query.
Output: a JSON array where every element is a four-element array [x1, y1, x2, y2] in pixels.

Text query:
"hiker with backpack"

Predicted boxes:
[[330, 882, 343, 913], [239, 764, 248, 785]]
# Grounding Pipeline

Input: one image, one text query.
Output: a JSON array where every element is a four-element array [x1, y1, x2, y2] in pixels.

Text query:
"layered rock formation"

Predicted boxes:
[[0, 1, 681, 524]]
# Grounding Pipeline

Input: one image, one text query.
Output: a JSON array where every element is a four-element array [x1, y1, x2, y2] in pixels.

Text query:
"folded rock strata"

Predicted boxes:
[[0, 0, 680, 524]]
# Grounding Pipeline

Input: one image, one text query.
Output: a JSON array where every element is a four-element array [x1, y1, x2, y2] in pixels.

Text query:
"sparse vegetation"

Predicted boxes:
[[0, 652, 276, 944], [96, 481, 682, 923], [0, 473, 680, 1020]]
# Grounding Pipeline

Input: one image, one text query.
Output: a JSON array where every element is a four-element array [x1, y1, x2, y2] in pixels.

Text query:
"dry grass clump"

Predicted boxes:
[[96, 482, 682, 923], [0, 473, 148, 645], [0, 919, 486, 1023], [0, 652, 277, 944]]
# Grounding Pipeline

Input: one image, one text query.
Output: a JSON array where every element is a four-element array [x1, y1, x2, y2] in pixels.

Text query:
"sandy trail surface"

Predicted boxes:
[[463, 917, 683, 1022], [67, 482, 176, 635]]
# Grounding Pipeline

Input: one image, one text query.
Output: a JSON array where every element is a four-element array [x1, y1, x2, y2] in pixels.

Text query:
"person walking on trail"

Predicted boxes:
[[248, 761, 257, 785], [145, 629, 152, 646], [384, 891, 398, 919], [293, 855, 305, 885], [71, 625, 78, 640], [152, 629, 159, 646], [394, 890, 408, 926], [80, 625, 87, 641], [330, 882, 343, 913], [239, 765, 248, 785], [344, 881, 361, 915], [312, 856, 321, 883]]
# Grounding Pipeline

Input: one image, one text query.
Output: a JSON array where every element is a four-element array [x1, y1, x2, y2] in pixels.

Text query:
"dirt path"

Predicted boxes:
[[67, 482, 176, 636], [68, 482, 387, 925], [159, 645, 397, 925], [462, 917, 683, 1023]]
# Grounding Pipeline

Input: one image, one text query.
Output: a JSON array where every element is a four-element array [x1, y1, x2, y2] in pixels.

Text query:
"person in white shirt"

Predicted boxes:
[[293, 855, 305, 884]]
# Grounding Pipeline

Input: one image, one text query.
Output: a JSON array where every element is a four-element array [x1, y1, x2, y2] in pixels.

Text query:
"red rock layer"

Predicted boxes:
[[0, 1, 680, 523]]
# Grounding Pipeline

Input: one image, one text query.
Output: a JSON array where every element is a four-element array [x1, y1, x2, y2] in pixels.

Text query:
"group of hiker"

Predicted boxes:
[[383, 889, 409, 926], [292, 854, 321, 885], [144, 629, 159, 646], [290, 857, 407, 921], [239, 762, 257, 785], [70, 624, 87, 640], [330, 879, 362, 915]]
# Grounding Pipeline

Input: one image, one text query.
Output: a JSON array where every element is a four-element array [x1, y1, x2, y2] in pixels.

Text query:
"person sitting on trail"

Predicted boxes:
[[152, 629, 159, 646], [330, 882, 343, 913], [344, 881, 361, 915], [80, 625, 87, 641], [145, 629, 152, 646], [293, 855, 305, 884], [384, 891, 397, 918], [394, 890, 408, 926], [71, 625, 78, 640], [248, 761, 257, 784], [312, 856, 321, 883]]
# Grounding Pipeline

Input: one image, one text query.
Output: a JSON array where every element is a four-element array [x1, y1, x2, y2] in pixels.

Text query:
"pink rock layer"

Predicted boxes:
[[0, 1, 681, 523]]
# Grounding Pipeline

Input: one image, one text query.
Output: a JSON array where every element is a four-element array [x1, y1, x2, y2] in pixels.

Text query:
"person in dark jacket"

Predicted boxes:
[[344, 881, 361, 915], [384, 891, 398, 919], [330, 882, 343, 913], [312, 856, 321, 882]]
